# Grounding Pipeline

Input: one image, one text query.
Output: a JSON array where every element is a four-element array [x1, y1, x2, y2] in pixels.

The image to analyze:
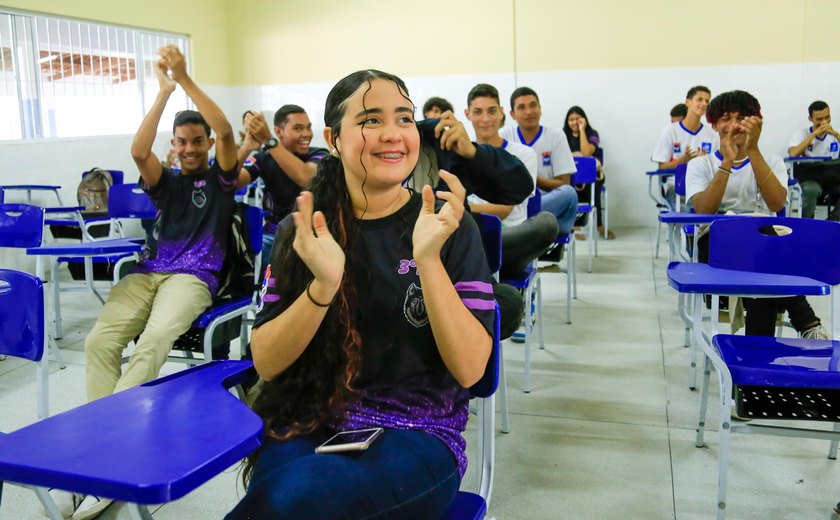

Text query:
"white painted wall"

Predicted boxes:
[[3, 61, 839, 271], [223, 61, 840, 228]]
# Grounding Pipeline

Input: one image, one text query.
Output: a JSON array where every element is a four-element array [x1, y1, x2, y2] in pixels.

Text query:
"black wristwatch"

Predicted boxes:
[[262, 137, 279, 151]]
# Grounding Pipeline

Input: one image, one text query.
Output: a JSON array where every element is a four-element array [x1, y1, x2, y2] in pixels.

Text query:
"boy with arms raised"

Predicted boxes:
[[50, 46, 240, 520]]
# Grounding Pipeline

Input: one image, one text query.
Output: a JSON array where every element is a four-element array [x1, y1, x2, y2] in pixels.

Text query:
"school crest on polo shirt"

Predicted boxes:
[[403, 283, 428, 328], [831, 142, 839, 153], [673, 142, 682, 154], [541, 151, 552, 167], [701, 142, 712, 154]]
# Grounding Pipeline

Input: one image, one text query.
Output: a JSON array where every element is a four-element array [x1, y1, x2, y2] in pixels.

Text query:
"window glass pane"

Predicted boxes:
[[138, 32, 190, 132], [0, 13, 22, 140], [35, 18, 141, 137], [0, 8, 190, 140], [13, 15, 40, 139]]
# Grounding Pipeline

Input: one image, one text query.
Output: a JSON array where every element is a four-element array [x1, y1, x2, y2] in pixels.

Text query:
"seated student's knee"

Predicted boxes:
[[494, 283, 524, 340], [84, 326, 114, 359], [533, 211, 560, 242], [801, 180, 822, 198]]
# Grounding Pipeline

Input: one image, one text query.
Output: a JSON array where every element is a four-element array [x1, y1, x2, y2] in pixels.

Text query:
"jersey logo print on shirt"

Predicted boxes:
[[673, 142, 681, 154], [403, 283, 429, 328], [541, 151, 552, 167], [831, 142, 839, 153], [397, 259, 417, 274], [192, 189, 207, 208], [701, 142, 712, 154]]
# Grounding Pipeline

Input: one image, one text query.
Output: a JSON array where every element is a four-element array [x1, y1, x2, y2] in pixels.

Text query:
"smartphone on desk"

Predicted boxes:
[[315, 427, 384, 454]]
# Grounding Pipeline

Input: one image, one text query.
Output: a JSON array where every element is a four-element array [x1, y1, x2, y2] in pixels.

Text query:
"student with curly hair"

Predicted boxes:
[[687, 90, 828, 340]]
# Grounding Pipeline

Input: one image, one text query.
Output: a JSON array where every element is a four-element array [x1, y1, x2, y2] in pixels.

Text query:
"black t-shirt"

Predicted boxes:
[[254, 191, 495, 476], [565, 128, 600, 155], [416, 118, 534, 206], [244, 147, 329, 228], [134, 162, 238, 295]]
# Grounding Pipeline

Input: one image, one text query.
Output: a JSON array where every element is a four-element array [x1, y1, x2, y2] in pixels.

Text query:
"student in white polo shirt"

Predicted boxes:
[[652, 86, 720, 203], [687, 89, 828, 341], [500, 87, 578, 240], [464, 83, 558, 278], [787, 100, 840, 220]]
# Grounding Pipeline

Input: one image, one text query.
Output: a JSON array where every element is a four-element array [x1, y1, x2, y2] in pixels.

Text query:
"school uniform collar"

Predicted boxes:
[[517, 126, 543, 147], [679, 121, 704, 136], [714, 150, 751, 170]]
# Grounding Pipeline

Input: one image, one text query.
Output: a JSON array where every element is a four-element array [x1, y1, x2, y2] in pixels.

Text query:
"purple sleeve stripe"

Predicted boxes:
[[461, 298, 495, 310], [454, 281, 493, 293], [219, 174, 238, 190], [262, 294, 281, 303]]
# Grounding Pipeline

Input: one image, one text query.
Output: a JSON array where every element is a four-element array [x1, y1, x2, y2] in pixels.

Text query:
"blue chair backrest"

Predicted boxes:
[[709, 217, 840, 285], [470, 304, 500, 398], [108, 184, 156, 219], [674, 163, 687, 197], [526, 189, 541, 219], [571, 156, 597, 185], [0, 204, 44, 248], [243, 204, 264, 254], [476, 213, 502, 274], [594, 147, 604, 165], [83, 169, 124, 185], [0, 269, 45, 361]]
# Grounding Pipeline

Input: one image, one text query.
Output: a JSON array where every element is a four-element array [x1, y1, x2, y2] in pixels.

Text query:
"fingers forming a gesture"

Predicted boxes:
[[292, 192, 345, 288], [413, 170, 466, 262]]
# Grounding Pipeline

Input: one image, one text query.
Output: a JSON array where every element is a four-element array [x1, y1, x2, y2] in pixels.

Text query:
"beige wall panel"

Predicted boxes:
[[1, 0, 234, 84], [513, 0, 836, 71], [231, 0, 515, 85]]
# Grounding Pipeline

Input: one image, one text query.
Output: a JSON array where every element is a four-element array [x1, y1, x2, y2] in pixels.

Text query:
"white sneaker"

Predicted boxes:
[[38, 489, 83, 519], [801, 324, 830, 340], [69, 495, 112, 520]]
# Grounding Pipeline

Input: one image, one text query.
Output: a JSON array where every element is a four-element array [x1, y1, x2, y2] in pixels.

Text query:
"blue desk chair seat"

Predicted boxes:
[[0, 204, 66, 410], [572, 156, 598, 272], [531, 190, 575, 323], [0, 361, 261, 519], [442, 305, 500, 519], [119, 204, 264, 365], [478, 212, 544, 395], [670, 216, 840, 519], [47, 184, 156, 339], [0, 269, 50, 419], [654, 163, 687, 259]]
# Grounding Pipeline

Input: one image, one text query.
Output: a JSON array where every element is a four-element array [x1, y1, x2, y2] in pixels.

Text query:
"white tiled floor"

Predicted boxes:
[[1, 226, 838, 519]]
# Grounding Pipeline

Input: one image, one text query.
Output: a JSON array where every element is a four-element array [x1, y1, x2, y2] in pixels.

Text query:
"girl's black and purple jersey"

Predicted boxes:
[[133, 163, 238, 295], [255, 192, 496, 476]]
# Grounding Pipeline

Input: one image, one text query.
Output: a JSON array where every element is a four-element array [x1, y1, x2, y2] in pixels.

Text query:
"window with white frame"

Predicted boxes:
[[0, 9, 190, 141]]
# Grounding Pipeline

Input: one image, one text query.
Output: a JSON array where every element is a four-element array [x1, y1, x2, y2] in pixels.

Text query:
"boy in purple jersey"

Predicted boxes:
[[236, 105, 329, 263], [54, 45, 239, 520], [84, 45, 239, 402]]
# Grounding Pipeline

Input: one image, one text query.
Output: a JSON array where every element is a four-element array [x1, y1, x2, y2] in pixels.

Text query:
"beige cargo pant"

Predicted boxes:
[[85, 272, 212, 401]]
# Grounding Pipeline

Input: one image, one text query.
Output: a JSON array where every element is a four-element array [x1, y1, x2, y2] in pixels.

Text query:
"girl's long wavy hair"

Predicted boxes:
[[242, 69, 415, 486]]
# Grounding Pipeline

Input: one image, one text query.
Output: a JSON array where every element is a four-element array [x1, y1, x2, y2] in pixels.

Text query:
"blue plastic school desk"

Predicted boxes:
[[0, 360, 262, 505]]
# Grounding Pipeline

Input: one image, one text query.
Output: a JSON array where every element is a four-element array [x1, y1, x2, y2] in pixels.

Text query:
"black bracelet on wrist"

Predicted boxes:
[[305, 280, 334, 308]]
